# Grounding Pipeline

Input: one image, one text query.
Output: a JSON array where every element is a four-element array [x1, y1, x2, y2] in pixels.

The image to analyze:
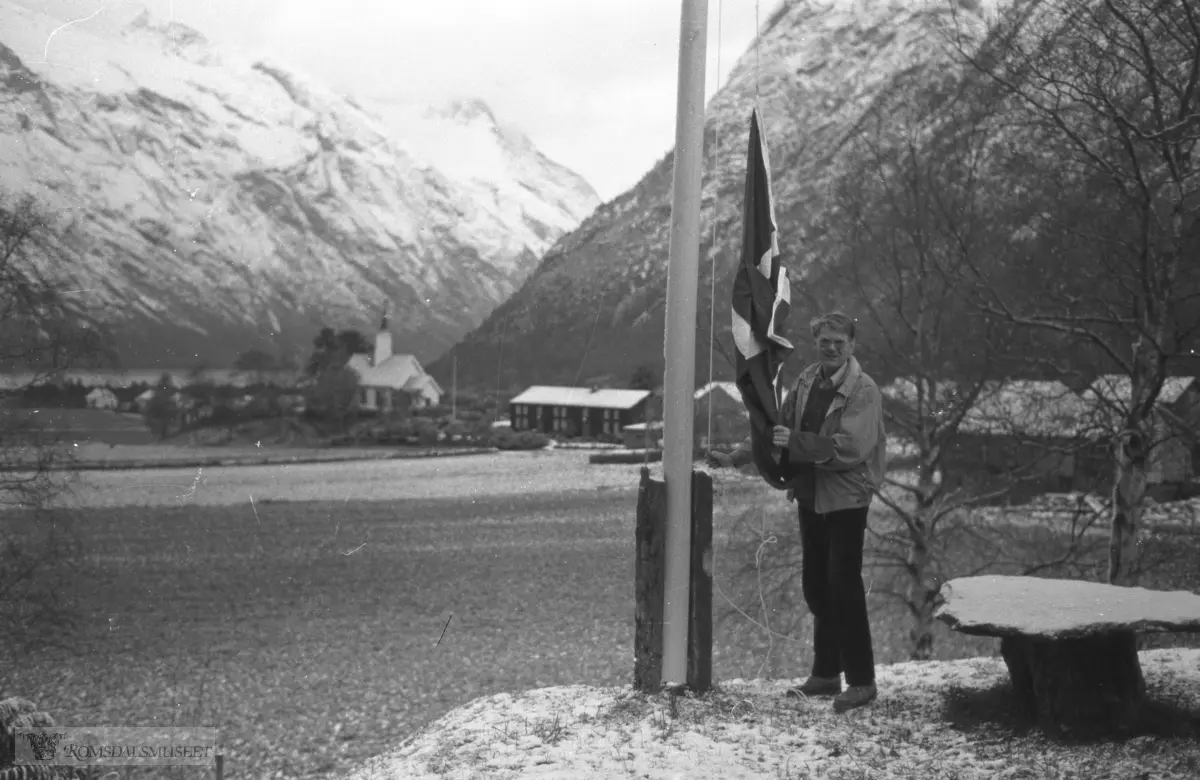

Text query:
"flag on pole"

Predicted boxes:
[[731, 108, 798, 489]]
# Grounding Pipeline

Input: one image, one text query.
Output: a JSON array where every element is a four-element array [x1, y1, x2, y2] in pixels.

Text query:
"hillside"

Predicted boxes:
[[0, 0, 599, 369], [427, 0, 1007, 393]]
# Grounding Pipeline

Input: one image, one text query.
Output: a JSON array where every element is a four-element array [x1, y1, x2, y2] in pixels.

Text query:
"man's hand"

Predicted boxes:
[[772, 425, 790, 448], [706, 451, 734, 469]]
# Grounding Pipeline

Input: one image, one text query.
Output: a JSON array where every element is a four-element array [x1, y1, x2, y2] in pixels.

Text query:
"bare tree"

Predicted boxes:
[[721, 78, 1105, 662], [951, 0, 1200, 585], [0, 193, 111, 506], [1, 192, 114, 645], [142, 372, 180, 440], [812, 86, 1111, 658], [304, 364, 360, 432]]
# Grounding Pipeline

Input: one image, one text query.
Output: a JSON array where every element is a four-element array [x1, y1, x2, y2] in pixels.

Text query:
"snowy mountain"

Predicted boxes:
[[431, 0, 1006, 392], [0, 0, 599, 368]]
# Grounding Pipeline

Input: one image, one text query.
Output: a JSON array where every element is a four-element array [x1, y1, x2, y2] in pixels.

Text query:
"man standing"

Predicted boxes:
[[710, 311, 886, 713]]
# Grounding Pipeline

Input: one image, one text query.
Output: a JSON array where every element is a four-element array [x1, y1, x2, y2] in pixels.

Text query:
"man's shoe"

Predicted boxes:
[[784, 675, 842, 698], [833, 684, 877, 713]]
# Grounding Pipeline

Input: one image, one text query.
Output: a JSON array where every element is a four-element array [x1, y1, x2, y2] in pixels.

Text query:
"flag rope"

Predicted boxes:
[[705, 0, 725, 454]]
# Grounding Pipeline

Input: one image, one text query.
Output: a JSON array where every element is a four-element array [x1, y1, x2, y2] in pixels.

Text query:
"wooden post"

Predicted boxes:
[[635, 466, 714, 693], [634, 467, 667, 691], [687, 469, 713, 692], [215, 751, 224, 780]]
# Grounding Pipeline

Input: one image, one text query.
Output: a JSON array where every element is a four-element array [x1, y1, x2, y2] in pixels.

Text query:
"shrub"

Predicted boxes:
[[414, 418, 439, 447], [491, 430, 549, 450]]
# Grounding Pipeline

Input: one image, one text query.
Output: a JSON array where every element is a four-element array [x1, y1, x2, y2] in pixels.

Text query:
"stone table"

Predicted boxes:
[[935, 575, 1200, 737]]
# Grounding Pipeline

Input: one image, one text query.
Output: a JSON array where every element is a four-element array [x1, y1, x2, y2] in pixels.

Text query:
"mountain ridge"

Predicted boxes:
[[429, 0, 1006, 393], [0, 0, 599, 369]]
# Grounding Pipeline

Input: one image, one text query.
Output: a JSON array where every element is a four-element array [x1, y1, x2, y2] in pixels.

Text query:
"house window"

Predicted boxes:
[[553, 407, 567, 432]]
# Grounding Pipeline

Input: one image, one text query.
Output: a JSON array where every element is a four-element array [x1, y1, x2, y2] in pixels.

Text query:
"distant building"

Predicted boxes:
[[85, 387, 119, 410], [347, 312, 443, 413], [133, 375, 182, 412], [509, 386, 651, 438], [886, 376, 1196, 503], [693, 381, 748, 450], [623, 420, 664, 449], [1083, 374, 1196, 486], [624, 382, 748, 450], [885, 379, 1103, 503]]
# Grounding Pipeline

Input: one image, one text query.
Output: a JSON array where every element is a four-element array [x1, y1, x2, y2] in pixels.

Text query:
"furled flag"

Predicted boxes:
[[731, 108, 798, 489]]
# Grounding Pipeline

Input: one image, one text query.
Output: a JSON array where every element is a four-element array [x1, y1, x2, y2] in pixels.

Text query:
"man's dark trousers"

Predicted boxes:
[[798, 505, 875, 687]]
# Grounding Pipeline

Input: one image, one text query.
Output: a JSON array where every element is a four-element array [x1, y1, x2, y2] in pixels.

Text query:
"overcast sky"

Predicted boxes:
[[95, 0, 764, 201]]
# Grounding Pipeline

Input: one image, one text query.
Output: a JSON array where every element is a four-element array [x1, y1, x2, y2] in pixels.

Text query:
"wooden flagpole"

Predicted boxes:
[[660, 0, 708, 688]]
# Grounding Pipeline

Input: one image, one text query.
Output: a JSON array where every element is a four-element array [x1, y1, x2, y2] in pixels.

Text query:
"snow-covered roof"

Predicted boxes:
[[881, 378, 962, 406], [403, 373, 443, 397], [623, 421, 665, 432], [958, 380, 1094, 438], [1087, 374, 1196, 406], [348, 353, 430, 392], [510, 386, 650, 410], [694, 381, 741, 404], [883, 378, 1093, 437]]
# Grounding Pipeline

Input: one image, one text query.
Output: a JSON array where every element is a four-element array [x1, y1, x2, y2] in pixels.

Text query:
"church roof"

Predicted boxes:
[[348, 353, 436, 393]]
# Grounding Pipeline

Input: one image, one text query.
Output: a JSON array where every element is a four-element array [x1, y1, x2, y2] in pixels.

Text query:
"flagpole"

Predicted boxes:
[[660, 0, 708, 688]]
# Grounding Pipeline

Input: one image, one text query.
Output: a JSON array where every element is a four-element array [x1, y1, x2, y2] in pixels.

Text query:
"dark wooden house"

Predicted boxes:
[[1085, 374, 1196, 495], [509, 386, 651, 439], [880, 379, 1111, 504], [693, 381, 749, 450]]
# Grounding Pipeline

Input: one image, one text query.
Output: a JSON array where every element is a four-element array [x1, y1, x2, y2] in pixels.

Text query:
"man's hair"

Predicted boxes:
[[809, 311, 856, 340]]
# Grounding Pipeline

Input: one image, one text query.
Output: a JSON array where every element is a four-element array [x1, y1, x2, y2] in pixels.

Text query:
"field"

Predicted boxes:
[[3, 408, 157, 445], [2, 452, 1199, 779]]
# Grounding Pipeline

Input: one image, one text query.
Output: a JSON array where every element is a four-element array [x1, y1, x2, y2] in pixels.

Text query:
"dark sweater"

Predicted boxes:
[[793, 375, 839, 510], [799, 380, 838, 434]]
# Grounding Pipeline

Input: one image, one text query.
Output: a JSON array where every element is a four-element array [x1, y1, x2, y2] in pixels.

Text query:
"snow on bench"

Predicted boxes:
[[935, 575, 1200, 737]]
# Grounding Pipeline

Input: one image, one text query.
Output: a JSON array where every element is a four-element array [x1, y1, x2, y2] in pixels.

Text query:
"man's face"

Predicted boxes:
[[815, 327, 854, 372]]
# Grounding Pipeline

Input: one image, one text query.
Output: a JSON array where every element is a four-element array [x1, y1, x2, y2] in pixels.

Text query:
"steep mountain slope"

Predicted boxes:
[[431, 0, 1005, 394], [0, 0, 598, 368]]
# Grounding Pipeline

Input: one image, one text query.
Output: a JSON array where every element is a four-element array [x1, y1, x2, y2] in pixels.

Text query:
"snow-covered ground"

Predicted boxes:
[[346, 649, 1200, 779]]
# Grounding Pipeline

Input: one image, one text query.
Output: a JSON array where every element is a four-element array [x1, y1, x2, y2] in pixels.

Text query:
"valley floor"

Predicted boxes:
[[2, 452, 1196, 780]]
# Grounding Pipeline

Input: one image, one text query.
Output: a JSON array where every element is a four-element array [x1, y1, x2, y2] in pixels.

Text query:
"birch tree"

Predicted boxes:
[[811, 85, 1111, 658], [1, 193, 113, 646], [717, 82, 1103, 663], [952, 0, 1200, 585]]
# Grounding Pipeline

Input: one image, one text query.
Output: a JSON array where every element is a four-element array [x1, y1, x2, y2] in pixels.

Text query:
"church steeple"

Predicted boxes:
[[373, 302, 393, 367]]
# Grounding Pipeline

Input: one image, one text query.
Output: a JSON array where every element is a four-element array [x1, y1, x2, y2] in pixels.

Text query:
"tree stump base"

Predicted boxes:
[[999, 630, 1145, 738]]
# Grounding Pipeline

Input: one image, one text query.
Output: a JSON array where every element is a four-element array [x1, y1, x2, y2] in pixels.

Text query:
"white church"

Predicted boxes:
[[347, 312, 443, 413]]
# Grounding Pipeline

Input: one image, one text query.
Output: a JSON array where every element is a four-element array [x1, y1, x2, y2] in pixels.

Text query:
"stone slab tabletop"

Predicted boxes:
[[935, 575, 1200, 639]]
